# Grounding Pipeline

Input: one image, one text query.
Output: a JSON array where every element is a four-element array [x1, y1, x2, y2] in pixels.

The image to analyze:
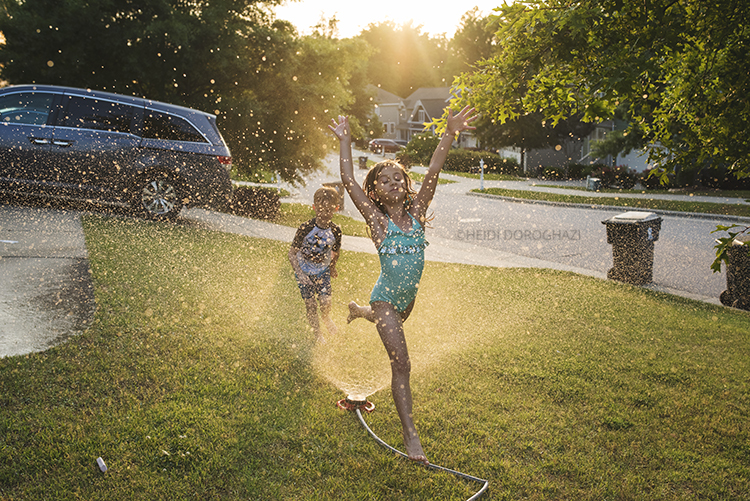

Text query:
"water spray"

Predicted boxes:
[[337, 396, 489, 500]]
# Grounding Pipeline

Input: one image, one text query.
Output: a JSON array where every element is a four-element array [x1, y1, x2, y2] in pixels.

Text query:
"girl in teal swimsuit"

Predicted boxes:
[[329, 107, 477, 465]]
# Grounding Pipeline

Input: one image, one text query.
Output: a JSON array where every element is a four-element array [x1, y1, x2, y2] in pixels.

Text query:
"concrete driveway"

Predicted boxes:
[[0, 203, 96, 358]]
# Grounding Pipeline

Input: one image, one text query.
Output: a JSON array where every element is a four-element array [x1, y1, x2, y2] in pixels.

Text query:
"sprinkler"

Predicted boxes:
[[338, 397, 489, 500], [336, 396, 375, 413]]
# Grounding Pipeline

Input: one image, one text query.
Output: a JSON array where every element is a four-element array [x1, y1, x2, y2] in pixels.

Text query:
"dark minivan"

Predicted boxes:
[[0, 84, 233, 220]]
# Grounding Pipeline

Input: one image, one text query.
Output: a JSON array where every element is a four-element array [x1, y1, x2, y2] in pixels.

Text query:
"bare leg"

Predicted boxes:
[[303, 297, 323, 339], [319, 295, 337, 336], [371, 301, 427, 464], [347, 301, 376, 324]]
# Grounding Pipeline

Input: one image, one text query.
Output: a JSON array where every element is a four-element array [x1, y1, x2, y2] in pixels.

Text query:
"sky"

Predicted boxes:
[[273, 1, 503, 39]]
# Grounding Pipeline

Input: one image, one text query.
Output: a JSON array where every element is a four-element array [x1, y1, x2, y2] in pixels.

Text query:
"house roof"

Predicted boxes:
[[404, 87, 451, 103], [403, 87, 452, 122], [367, 85, 403, 105]]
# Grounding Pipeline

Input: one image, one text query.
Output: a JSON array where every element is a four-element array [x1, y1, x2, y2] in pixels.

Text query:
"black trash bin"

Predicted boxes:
[[322, 181, 345, 211], [719, 237, 750, 310], [358, 156, 368, 170], [602, 211, 662, 285]]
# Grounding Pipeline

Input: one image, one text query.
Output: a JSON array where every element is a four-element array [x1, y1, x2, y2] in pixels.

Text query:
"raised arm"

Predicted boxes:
[[411, 106, 478, 219], [328, 116, 385, 230]]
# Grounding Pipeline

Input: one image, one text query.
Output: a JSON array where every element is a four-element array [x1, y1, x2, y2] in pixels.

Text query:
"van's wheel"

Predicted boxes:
[[130, 173, 182, 221]]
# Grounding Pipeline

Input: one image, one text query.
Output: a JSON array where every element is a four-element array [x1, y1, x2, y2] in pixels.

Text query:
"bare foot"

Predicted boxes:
[[347, 301, 364, 324], [403, 432, 428, 465], [323, 317, 338, 336]]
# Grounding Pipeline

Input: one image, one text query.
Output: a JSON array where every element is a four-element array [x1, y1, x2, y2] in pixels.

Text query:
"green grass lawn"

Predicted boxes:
[[408, 171, 457, 185], [445, 171, 525, 182], [533, 184, 750, 200], [475, 187, 750, 218], [275, 203, 370, 237], [1, 215, 749, 500]]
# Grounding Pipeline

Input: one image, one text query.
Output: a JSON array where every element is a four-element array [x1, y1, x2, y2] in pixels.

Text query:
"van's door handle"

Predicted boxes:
[[53, 140, 73, 147], [29, 137, 50, 145]]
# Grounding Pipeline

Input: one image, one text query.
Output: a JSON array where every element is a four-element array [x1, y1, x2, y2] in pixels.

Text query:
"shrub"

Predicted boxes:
[[395, 150, 417, 168], [228, 185, 280, 220], [698, 164, 750, 190], [401, 133, 440, 166], [540, 166, 565, 180], [639, 169, 670, 190], [486, 154, 520, 176], [567, 163, 596, 180], [593, 164, 637, 189], [444, 149, 519, 176]]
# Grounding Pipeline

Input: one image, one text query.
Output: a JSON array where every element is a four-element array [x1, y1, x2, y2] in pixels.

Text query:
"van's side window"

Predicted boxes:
[[143, 110, 206, 143], [0, 92, 54, 125], [58, 96, 137, 134]]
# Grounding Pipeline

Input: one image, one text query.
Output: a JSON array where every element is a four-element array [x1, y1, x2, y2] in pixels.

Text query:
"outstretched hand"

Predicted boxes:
[[328, 115, 350, 142], [445, 105, 479, 136]]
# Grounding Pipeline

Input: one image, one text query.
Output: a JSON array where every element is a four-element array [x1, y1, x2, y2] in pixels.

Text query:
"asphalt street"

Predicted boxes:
[[2, 148, 748, 357]]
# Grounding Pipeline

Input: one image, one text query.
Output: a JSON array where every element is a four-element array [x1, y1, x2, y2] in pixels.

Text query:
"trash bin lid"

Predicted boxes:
[[602, 211, 661, 225], [612, 211, 658, 221]]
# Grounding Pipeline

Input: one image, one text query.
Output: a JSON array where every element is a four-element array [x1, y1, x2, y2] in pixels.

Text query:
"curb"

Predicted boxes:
[[467, 191, 750, 224]]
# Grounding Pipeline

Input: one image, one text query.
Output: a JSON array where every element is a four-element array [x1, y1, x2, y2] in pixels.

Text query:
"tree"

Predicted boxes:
[[450, 0, 750, 180], [0, 0, 365, 182], [446, 8, 499, 76], [357, 21, 452, 98], [476, 112, 595, 154]]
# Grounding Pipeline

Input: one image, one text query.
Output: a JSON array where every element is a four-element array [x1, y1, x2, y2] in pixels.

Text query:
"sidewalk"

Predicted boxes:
[[0, 206, 96, 358]]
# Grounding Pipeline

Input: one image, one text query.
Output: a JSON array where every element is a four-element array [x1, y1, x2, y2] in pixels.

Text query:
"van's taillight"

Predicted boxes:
[[218, 155, 232, 170]]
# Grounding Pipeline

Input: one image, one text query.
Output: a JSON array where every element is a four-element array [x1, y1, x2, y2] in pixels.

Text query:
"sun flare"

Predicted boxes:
[[275, 0, 502, 39]]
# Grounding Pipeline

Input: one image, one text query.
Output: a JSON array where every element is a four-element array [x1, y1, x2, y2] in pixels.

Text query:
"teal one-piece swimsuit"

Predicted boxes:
[[370, 213, 429, 312]]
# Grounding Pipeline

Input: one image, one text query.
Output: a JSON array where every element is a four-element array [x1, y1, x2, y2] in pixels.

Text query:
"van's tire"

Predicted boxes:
[[130, 173, 183, 221]]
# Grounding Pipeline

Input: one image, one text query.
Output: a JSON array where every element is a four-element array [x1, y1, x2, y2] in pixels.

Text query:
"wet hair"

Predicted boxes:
[[363, 160, 417, 213], [313, 186, 339, 207]]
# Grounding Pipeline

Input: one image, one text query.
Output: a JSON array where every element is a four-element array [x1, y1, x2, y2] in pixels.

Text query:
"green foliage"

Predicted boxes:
[[394, 150, 417, 168], [640, 169, 671, 191], [451, 0, 750, 178], [566, 163, 596, 180], [711, 224, 750, 273], [446, 7, 499, 76], [357, 22, 452, 98], [592, 165, 637, 190], [400, 133, 520, 175], [401, 133, 441, 166], [0, 0, 368, 183], [540, 166, 565, 180], [697, 163, 750, 190], [443, 149, 519, 175]]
